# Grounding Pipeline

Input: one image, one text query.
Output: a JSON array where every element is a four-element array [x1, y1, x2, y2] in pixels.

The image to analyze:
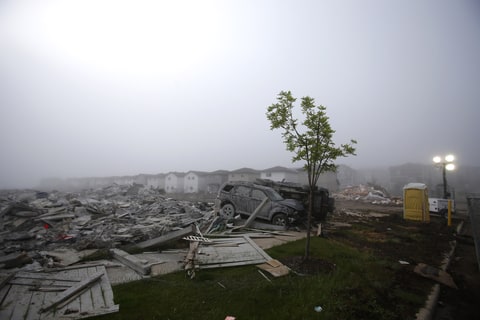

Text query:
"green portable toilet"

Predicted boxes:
[[403, 183, 430, 222]]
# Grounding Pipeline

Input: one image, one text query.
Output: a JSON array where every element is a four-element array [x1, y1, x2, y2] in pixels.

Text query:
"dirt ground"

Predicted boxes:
[[297, 199, 480, 319], [432, 214, 480, 320]]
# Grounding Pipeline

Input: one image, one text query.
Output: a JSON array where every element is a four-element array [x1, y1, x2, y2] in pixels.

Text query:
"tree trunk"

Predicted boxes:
[[304, 188, 314, 259]]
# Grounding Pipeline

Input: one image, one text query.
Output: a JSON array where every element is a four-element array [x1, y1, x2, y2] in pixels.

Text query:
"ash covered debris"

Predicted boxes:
[[333, 184, 401, 205], [0, 184, 215, 270]]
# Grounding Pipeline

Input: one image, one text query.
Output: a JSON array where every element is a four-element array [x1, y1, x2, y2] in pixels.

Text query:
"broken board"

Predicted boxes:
[[0, 265, 118, 319]]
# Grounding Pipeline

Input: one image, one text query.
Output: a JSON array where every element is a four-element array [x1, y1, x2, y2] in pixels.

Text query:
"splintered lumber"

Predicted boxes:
[[257, 259, 290, 277], [135, 224, 196, 249], [40, 270, 104, 313], [110, 248, 151, 275]]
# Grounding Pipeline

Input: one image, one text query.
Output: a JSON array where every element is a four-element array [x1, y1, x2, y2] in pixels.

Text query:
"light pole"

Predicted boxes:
[[433, 154, 455, 199]]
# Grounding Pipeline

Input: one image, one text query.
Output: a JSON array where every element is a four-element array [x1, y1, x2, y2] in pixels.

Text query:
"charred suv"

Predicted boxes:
[[215, 181, 305, 226]]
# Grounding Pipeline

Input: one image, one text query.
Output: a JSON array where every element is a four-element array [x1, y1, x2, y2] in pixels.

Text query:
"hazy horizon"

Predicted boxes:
[[1, 0, 479, 189]]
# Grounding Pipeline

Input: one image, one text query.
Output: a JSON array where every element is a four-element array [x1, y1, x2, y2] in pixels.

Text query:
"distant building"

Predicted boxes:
[[228, 168, 260, 182], [297, 168, 339, 191], [145, 174, 166, 189], [260, 166, 299, 183], [165, 172, 185, 193], [204, 170, 229, 193], [336, 164, 365, 189], [184, 171, 208, 193]]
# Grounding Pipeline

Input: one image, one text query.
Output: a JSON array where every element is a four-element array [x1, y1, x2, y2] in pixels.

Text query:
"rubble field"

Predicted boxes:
[[1, 184, 478, 319]]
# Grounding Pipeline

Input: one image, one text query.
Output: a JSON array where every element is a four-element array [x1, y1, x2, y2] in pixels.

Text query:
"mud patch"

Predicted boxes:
[[279, 256, 336, 275]]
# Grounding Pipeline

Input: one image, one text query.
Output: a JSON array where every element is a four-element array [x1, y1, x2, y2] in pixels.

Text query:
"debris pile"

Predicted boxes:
[[333, 184, 400, 205], [0, 184, 216, 270]]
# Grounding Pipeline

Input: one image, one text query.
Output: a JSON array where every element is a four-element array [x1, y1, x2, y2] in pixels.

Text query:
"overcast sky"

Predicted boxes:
[[1, 0, 479, 188]]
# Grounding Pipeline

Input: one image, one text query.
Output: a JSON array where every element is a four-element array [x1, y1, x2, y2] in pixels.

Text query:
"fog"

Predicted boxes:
[[1, 0, 479, 189]]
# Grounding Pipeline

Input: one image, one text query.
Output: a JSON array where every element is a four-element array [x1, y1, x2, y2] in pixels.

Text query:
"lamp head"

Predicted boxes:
[[446, 163, 455, 171], [445, 154, 454, 162]]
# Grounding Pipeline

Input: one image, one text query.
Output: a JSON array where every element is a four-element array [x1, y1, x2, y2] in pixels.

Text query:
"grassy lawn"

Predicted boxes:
[[92, 235, 431, 320]]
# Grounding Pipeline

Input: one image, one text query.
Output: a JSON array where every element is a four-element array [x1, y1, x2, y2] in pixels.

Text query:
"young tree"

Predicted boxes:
[[266, 90, 357, 259]]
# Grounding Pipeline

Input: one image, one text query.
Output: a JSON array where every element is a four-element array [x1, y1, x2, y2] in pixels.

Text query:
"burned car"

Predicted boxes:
[[215, 181, 305, 226]]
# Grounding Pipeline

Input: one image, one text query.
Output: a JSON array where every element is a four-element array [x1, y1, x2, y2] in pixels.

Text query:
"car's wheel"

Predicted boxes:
[[220, 203, 235, 219], [272, 213, 287, 226]]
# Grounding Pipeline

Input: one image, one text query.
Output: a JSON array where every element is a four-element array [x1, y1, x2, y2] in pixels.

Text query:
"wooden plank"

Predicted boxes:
[[0, 281, 11, 306], [40, 270, 104, 313], [40, 290, 59, 319], [95, 266, 117, 312], [257, 260, 290, 277], [16, 271, 81, 282], [88, 266, 106, 310], [39, 270, 79, 319], [64, 268, 82, 316], [10, 283, 33, 320], [198, 259, 267, 269], [9, 278, 73, 288], [243, 235, 274, 261], [0, 282, 17, 319], [0, 273, 15, 290], [197, 244, 265, 265], [135, 224, 196, 249], [77, 267, 94, 315], [25, 290, 44, 320], [110, 248, 151, 275]]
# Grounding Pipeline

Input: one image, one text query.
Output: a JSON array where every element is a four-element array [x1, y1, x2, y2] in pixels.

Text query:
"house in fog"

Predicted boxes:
[[165, 172, 185, 193], [260, 166, 299, 183], [184, 171, 208, 193], [297, 168, 339, 191], [204, 170, 229, 193], [336, 164, 365, 189], [145, 174, 166, 189], [112, 176, 136, 186], [228, 168, 261, 182]]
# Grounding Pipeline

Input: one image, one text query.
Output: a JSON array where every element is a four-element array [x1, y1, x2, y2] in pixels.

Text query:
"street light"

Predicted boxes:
[[433, 154, 455, 199]]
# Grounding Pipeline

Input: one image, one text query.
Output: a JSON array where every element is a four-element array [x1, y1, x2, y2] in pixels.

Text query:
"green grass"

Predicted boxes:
[[92, 237, 426, 320]]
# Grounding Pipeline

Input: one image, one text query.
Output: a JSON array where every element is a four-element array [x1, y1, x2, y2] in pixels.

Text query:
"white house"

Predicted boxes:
[[184, 171, 208, 193], [228, 168, 260, 182], [260, 166, 299, 183], [297, 168, 339, 191], [165, 172, 185, 193], [112, 176, 136, 186], [145, 174, 166, 189], [204, 170, 229, 193]]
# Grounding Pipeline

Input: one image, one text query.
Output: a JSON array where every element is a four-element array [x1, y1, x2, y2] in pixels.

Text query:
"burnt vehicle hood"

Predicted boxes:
[[278, 199, 305, 212]]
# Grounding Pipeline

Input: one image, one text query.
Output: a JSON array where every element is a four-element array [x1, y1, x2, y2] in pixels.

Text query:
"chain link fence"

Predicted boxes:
[[466, 193, 480, 271]]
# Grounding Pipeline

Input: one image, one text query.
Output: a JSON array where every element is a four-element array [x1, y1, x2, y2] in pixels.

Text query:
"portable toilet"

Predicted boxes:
[[403, 183, 430, 222]]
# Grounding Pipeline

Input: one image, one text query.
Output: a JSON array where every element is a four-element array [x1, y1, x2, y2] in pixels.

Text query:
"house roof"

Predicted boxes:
[[185, 170, 209, 176], [262, 166, 298, 173], [166, 172, 186, 177], [209, 169, 230, 175], [230, 167, 260, 174]]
